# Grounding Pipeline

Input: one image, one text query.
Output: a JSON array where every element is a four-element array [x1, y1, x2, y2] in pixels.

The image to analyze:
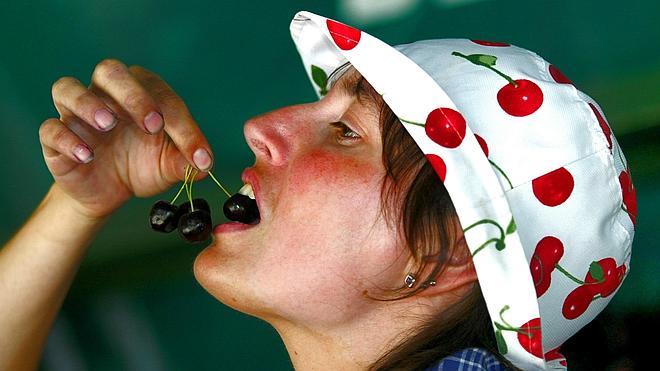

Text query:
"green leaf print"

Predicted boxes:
[[506, 217, 516, 234], [311, 64, 328, 96], [495, 329, 508, 354], [589, 261, 605, 281]]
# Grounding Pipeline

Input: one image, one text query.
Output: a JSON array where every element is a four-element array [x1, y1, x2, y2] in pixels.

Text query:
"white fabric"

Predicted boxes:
[[290, 11, 635, 370]]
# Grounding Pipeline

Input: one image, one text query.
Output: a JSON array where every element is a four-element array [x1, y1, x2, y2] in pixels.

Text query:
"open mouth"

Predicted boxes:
[[214, 183, 261, 234]]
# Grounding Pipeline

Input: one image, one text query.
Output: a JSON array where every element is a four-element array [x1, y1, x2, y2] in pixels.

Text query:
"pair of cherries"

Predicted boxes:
[[149, 164, 259, 243]]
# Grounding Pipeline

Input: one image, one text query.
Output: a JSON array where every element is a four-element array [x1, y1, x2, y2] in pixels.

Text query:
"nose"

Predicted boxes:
[[243, 104, 305, 166]]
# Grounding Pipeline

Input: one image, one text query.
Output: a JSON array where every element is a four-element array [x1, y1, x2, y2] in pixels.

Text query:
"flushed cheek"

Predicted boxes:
[[251, 150, 394, 319]]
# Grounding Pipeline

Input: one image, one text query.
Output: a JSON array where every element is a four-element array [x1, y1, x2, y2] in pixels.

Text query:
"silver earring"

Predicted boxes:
[[404, 273, 416, 288], [421, 280, 437, 288]]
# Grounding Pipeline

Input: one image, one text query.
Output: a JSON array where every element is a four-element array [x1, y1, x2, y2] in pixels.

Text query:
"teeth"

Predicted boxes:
[[238, 183, 255, 199]]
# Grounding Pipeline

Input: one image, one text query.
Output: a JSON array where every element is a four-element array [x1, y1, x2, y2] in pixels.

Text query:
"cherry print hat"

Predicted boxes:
[[289, 10, 637, 370]]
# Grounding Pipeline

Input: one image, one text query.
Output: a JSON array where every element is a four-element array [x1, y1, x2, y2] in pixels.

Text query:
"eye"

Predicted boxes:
[[331, 122, 361, 144]]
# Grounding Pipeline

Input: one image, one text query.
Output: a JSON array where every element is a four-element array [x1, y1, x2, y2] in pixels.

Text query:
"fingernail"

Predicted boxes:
[[73, 144, 93, 163], [144, 111, 164, 134], [193, 148, 212, 171], [94, 108, 116, 131]]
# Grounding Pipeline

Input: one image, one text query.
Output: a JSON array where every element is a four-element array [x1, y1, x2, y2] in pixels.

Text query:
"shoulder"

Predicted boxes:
[[423, 347, 509, 371]]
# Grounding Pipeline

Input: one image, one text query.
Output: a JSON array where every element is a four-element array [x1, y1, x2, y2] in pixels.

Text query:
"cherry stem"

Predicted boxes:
[[484, 64, 519, 88], [452, 51, 518, 88], [207, 170, 233, 198], [170, 165, 193, 204], [187, 168, 198, 211], [471, 237, 500, 257], [555, 263, 586, 285], [463, 219, 505, 239], [489, 159, 513, 189], [397, 117, 424, 127], [496, 306, 540, 337]]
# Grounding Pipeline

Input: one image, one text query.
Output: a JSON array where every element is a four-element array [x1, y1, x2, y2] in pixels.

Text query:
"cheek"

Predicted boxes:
[[262, 149, 402, 298]]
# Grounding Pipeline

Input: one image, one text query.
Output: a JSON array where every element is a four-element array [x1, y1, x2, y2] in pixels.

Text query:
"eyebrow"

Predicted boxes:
[[332, 68, 379, 109]]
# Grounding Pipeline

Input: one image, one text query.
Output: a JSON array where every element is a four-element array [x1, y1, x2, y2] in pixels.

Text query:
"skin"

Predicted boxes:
[[0, 61, 477, 371], [195, 67, 478, 369]]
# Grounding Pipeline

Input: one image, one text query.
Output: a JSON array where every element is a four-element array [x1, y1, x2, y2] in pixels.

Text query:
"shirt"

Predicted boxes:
[[424, 347, 509, 371]]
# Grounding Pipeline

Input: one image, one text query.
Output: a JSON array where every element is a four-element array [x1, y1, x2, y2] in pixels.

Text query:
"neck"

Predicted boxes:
[[270, 300, 429, 370]]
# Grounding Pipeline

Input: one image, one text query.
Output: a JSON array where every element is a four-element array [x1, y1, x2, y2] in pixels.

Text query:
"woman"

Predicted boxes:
[[0, 11, 635, 370]]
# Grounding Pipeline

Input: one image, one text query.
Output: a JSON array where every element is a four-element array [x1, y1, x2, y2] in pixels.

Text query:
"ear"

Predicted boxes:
[[409, 220, 478, 298]]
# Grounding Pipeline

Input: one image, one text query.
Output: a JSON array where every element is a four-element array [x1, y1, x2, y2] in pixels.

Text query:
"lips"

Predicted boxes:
[[241, 167, 263, 217], [212, 168, 264, 235]]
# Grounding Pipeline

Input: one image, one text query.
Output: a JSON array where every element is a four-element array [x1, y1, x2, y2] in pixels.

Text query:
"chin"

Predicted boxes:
[[192, 244, 260, 316]]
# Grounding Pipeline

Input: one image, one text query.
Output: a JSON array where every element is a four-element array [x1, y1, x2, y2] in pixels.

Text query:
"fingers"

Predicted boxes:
[[39, 118, 94, 170], [51, 76, 118, 132], [90, 59, 164, 135], [129, 65, 214, 172]]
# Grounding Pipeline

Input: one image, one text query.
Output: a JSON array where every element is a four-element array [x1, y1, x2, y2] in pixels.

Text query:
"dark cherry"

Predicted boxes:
[[178, 198, 211, 215], [223, 194, 260, 224], [178, 210, 212, 243], [149, 200, 180, 233]]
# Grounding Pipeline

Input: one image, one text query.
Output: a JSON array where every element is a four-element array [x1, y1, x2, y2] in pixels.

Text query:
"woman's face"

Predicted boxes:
[[194, 67, 410, 330]]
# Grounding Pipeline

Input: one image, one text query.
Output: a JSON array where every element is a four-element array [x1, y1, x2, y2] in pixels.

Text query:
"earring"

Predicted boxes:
[[404, 273, 416, 288], [421, 280, 437, 288]]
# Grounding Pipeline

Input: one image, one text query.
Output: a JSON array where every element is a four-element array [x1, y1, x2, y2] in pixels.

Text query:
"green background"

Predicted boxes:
[[1, 0, 658, 369]]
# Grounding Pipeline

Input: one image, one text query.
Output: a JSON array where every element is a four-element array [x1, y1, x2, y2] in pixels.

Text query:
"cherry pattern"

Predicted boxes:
[[532, 167, 574, 207], [293, 15, 635, 368], [452, 51, 543, 117], [470, 40, 511, 47], [589, 103, 613, 150], [493, 305, 543, 358], [560, 257, 626, 320], [425, 108, 467, 148], [475, 133, 488, 156], [398, 108, 467, 148], [619, 170, 637, 226], [310, 64, 329, 96], [530, 236, 564, 297], [475, 134, 513, 190], [464, 216, 517, 257], [426, 154, 447, 182], [326, 19, 361, 50], [549, 65, 573, 85], [545, 347, 568, 367]]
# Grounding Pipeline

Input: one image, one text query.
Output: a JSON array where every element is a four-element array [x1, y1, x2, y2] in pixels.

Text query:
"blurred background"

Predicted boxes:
[[0, 0, 657, 369]]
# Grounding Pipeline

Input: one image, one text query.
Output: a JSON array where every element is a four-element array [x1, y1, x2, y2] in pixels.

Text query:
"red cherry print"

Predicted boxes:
[[619, 171, 638, 226], [532, 167, 575, 207], [530, 236, 564, 297], [497, 79, 544, 117], [589, 103, 612, 150], [517, 318, 543, 358], [549, 65, 573, 85], [475, 134, 489, 157], [545, 347, 568, 367], [426, 154, 447, 182], [471, 39, 511, 47], [326, 19, 361, 51], [562, 285, 594, 320], [584, 258, 624, 298], [424, 108, 467, 148]]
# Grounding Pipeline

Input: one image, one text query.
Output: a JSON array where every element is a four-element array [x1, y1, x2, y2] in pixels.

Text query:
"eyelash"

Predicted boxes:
[[331, 122, 361, 144]]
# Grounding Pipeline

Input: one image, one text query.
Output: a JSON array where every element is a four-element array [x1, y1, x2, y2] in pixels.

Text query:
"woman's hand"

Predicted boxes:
[[39, 59, 213, 219]]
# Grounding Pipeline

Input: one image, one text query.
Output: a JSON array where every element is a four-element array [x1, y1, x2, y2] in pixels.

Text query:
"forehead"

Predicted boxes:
[[328, 65, 380, 111]]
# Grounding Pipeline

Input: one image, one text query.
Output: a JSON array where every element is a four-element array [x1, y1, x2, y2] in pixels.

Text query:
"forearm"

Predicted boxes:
[[0, 183, 110, 371]]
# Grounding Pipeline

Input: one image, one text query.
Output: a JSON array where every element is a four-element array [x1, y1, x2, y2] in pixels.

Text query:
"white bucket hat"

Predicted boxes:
[[289, 10, 636, 370]]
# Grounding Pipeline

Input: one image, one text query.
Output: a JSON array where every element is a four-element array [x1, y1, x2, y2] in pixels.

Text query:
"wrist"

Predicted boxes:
[[46, 183, 113, 224]]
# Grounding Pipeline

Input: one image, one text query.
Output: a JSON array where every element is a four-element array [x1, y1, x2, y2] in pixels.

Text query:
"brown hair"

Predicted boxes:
[[366, 91, 520, 370]]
